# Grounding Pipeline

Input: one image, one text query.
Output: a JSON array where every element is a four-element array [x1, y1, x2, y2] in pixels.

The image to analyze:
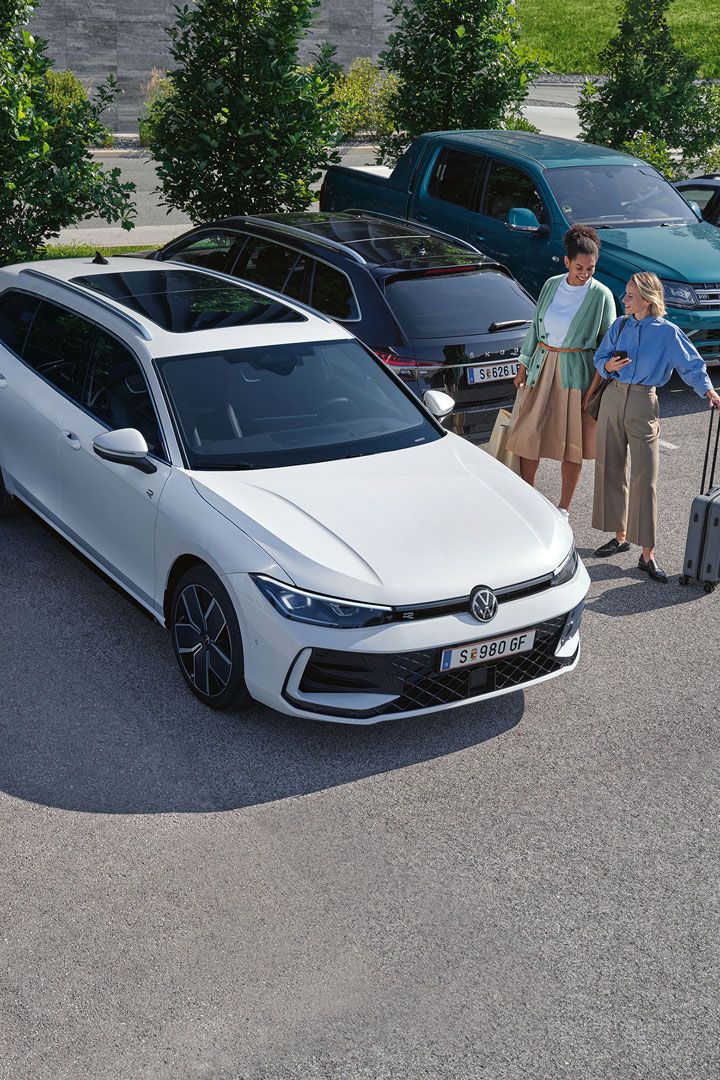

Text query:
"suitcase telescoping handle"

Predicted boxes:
[[701, 405, 720, 495]]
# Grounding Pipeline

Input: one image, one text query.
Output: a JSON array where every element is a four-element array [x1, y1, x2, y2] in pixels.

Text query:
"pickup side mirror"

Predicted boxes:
[[507, 207, 550, 237], [93, 428, 157, 474], [423, 389, 455, 420]]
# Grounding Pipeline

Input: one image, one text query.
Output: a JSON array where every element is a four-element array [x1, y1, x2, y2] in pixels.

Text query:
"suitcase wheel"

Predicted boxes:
[[703, 582, 716, 594], [679, 574, 689, 586]]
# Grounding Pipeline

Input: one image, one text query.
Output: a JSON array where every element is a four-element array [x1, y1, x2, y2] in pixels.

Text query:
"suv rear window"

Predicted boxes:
[[383, 269, 534, 339]]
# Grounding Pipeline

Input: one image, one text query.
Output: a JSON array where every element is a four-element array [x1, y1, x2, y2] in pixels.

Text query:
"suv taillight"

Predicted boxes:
[[372, 348, 417, 379]]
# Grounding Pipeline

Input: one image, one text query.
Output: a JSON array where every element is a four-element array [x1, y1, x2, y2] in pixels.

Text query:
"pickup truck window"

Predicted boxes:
[[428, 148, 485, 210], [482, 161, 548, 224], [546, 165, 696, 227]]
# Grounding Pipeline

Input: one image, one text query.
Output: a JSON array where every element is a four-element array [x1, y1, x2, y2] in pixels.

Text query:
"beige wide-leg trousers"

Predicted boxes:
[[592, 380, 660, 549]]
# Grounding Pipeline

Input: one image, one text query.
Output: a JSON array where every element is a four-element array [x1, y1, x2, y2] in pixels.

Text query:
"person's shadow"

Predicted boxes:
[[0, 508, 523, 816]]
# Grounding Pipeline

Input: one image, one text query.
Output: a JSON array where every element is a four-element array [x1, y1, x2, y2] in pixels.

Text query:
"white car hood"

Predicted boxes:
[[191, 435, 573, 606]]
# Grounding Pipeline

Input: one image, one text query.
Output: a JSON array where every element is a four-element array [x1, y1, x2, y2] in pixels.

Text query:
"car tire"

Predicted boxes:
[[170, 565, 250, 711], [0, 470, 15, 518]]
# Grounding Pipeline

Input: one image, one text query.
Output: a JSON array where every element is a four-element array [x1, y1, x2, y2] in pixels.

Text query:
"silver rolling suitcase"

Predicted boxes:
[[680, 409, 720, 593]]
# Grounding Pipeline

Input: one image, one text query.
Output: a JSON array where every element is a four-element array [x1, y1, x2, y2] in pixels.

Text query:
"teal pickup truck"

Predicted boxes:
[[319, 131, 720, 365]]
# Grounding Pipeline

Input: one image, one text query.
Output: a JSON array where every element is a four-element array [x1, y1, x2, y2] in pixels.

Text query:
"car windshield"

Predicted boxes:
[[384, 268, 534, 339], [546, 165, 697, 227], [155, 339, 442, 470]]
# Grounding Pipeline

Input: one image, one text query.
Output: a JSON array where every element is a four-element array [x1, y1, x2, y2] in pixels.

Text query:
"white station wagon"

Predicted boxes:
[[0, 258, 589, 723]]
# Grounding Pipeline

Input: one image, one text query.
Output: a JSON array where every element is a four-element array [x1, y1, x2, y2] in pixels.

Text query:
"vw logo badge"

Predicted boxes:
[[470, 586, 498, 623]]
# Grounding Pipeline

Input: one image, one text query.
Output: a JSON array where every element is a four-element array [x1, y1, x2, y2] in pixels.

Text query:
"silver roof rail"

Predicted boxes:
[[247, 217, 367, 264], [342, 209, 484, 255], [19, 267, 153, 341]]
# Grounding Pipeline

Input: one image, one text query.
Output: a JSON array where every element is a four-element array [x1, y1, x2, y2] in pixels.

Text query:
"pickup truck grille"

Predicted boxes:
[[695, 284, 720, 308]]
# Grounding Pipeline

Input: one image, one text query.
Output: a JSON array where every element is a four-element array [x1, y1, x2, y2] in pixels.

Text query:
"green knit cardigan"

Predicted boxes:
[[519, 275, 616, 391]]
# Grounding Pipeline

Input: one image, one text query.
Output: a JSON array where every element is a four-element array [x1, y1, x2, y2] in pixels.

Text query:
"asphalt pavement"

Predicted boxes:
[[1, 375, 719, 1079]]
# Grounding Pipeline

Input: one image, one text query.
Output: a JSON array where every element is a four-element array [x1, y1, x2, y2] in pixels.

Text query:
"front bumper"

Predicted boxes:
[[667, 306, 720, 366], [225, 562, 590, 724]]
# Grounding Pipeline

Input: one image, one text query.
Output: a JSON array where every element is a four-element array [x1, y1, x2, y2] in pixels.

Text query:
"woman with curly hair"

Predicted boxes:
[[507, 224, 616, 515]]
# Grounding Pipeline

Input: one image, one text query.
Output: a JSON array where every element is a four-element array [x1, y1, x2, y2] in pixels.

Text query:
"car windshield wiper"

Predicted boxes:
[[196, 461, 263, 471], [489, 319, 531, 333]]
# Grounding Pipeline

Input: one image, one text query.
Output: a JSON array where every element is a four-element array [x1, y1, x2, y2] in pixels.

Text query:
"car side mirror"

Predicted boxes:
[[423, 389, 455, 420], [507, 207, 549, 237], [93, 428, 157, 474]]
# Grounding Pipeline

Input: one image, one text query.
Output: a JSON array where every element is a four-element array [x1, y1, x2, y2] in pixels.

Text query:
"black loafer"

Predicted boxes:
[[638, 556, 668, 583], [594, 537, 631, 558]]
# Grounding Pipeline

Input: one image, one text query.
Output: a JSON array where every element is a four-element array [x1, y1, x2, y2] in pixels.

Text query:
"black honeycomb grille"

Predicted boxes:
[[291, 614, 572, 719]]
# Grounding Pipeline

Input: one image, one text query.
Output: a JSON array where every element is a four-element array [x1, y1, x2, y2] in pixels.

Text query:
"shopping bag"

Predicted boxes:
[[485, 398, 521, 475]]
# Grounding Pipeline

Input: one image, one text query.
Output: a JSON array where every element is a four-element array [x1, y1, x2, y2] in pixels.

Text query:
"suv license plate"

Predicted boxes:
[[440, 629, 536, 671], [468, 361, 519, 384]]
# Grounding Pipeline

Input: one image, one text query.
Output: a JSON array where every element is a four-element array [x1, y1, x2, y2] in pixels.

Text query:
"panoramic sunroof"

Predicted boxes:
[[70, 268, 305, 333]]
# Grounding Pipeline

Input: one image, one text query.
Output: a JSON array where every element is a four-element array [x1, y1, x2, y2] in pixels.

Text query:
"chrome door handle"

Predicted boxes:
[[63, 430, 81, 450], [0, 374, 7, 389]]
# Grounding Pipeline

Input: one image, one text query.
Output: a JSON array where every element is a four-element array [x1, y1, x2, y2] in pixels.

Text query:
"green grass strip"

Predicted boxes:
[[39, 243, 152, 259], [517, 0, 720, 78]]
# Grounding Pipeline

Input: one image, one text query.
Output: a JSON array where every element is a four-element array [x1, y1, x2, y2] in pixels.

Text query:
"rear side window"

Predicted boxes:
[[428, 148, 485, 210], [22, 299, 97, 400], [0, 290, 39, 356], [310, 261, 359, 320], [482, 161, 547, 223], [384, 269, 534, 338]]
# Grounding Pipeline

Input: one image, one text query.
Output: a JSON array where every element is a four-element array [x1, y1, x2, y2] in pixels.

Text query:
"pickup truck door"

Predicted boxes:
[[467, 159, 556, 298], [411, 146, 488, 246]]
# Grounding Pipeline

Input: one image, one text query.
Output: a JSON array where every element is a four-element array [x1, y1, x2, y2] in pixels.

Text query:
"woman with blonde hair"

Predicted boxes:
[[593, 272, 720, 582], [508, 224, 615, 514]]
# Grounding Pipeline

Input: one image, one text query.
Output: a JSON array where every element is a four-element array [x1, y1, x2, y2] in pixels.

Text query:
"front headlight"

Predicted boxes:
[[661, 280, 699, 310], [251, 575, 393, 628], [551, 545, 578, 587]]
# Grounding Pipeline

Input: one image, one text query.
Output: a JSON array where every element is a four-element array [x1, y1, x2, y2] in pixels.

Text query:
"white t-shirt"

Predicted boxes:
[[543, 276, 592, 347]]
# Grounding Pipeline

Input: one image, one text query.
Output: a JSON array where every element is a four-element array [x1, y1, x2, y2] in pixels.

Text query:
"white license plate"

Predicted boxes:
[[440, 629, 536, 672], [467, 361, 519, 384]]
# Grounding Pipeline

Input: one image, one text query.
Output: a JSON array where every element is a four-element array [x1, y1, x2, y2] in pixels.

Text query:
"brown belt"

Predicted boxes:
[[538, 341, 588, 353]]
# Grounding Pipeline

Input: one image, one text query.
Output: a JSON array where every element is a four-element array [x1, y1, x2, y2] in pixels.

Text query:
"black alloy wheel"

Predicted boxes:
[[170, 565, 250, 710]]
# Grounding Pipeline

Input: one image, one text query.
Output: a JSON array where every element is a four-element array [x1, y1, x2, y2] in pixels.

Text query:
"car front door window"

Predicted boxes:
[[233, 239, 302, 293], [166, 231, 243, 273], [83, 331, 164, 458], [482, 161, 548, 224]]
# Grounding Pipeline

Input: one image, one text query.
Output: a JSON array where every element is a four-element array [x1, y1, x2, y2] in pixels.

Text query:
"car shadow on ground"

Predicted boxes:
[[0, 508, 523, 816]]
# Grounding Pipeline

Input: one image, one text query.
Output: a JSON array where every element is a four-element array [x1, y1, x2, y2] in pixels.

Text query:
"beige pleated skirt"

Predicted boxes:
[[506, 351, 596, 463]]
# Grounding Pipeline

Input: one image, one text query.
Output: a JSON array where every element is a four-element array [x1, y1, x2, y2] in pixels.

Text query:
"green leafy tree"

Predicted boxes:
[[332, 58, 398, 140], [377, 0, 540, 164], [149, 0, 340, 220], [578, 0, 720, 173], [0, 0, 135, 265]]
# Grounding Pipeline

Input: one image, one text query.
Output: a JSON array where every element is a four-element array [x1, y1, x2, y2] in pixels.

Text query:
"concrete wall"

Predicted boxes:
[[30, 0, 393, 132]]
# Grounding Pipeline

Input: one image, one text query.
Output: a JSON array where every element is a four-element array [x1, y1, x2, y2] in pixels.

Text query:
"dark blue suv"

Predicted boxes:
[[150, 211, 535, 441]]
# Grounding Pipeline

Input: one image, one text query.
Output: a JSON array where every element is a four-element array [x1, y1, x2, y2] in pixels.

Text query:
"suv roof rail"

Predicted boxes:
[[247, 217, 367, 265], [343, 209, 484, 255], [19, 267, 153, 341]]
